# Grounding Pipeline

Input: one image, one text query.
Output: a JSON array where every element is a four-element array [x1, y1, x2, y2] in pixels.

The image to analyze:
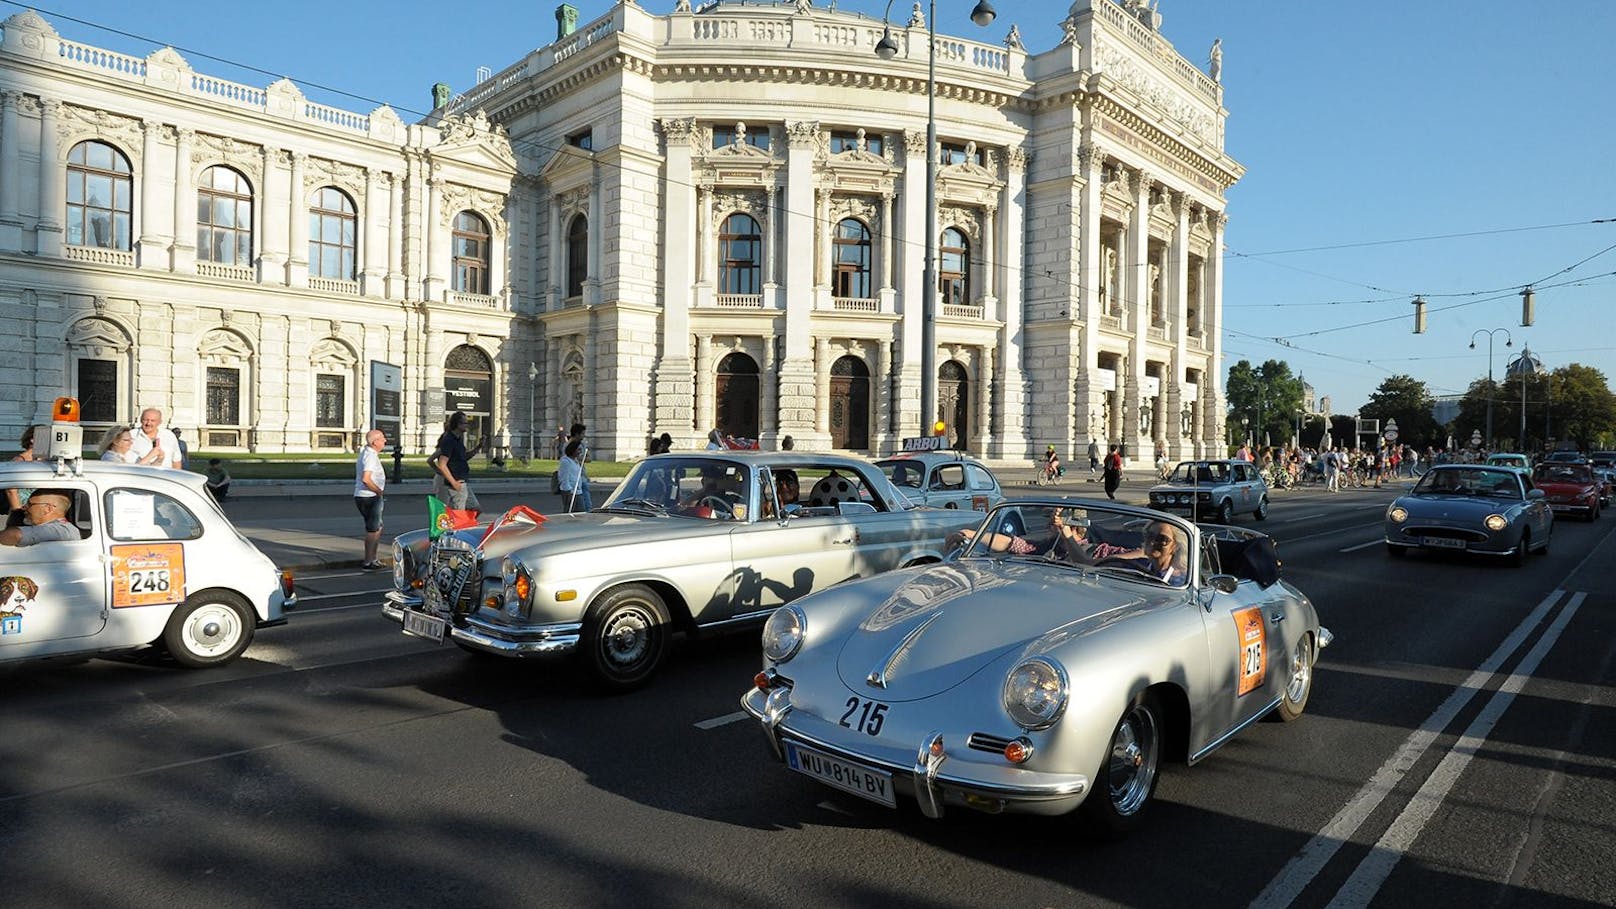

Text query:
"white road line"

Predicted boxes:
[[694, 711, 749, 730], [1337, 539, 1381, 553], [1284, 521, 1384, 544], [1248, 588, 1568, 909], [1278, 512, 1326, 523], [1324, 592, 1585, 909]]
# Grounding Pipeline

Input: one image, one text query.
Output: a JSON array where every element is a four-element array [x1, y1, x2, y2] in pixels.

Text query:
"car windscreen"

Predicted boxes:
[[874, 459, 924, 489], [606, 457, 750, 519], [1413, 468, 1520, 498], [962, 503, 1191, 587], [1168, 462, 1226, 484]]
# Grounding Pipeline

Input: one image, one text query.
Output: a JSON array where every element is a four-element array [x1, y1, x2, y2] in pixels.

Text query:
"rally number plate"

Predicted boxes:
[[402, 610, 447, 643], [784, 741, 896, 808]]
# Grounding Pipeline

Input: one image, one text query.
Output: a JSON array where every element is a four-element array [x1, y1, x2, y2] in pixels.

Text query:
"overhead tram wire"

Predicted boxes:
[[21, 0, 1616, 346], [1228, 218, 1615, 257]]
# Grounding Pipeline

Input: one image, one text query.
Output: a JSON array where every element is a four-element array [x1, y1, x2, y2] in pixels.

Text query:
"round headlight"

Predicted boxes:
[[1002, 658, 1069, 730], [1484, 514, 1508, 532], [761, 605, 805, 663], [392, 541, 408, 588], [1388, 506, 1408, 523], [501, 557, 518, 586]]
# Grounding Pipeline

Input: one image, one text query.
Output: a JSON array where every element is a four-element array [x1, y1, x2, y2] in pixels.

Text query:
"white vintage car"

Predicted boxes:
[[383, 451, 981, 689], [0, 458, 296, 668]]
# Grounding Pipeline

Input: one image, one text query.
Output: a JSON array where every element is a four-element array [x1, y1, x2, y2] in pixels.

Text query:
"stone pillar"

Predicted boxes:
[[695, 334, 713, 436], [814, 336, 832, 434], [879, 191, 894, 291], [362, 168, 385, 295], [36, 99, 64, 257], [1206, 212, 1227, 451], [0, 90, 19, 248], [894, 129, 927, 437], [980, 203, 996, 301], [1167, 192, 1190, 458], [424, 170, 445, 302], [287, 151, 308, 286], [778, 121, 820, 443], [761, 337, 778, 444], [386, 172, 405, 299], [816, 187, 831, 289], [137, 119, 166, 268], [994, 145, 1028, 458], [1123, 169, 1151, 454], [874, 339, 893, 453], [696, 184, 712, 285], [258, 147, 287, 283], [1075, 144, 1104, 457], [977, 346, 994, 453], [655, 118, 697, 437], [169, 126, 194, 272], [585, 160, 603, 306]]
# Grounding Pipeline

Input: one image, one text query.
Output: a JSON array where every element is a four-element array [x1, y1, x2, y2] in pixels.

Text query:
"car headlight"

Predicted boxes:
[[501, 558, 531, 617], [1388, 506, 1408, 523], [1002, 658, 1068, 730], [1484, 514, 1508, 532], [761, 605, 805, 663], [392, 541, 408, 589]]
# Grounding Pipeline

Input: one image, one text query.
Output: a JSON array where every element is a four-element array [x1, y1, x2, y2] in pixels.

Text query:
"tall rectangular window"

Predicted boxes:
[[78, 359, 118, 423], [315, 375, 345, 428], [206, 367, 241, 425]]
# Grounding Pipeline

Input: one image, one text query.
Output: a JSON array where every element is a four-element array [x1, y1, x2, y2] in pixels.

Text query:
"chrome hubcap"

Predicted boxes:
[[183, 604, 240, 656], [1287, 638, 1311, 702], [601, 605, 654, 668], [1107, 705, 1158, 816]]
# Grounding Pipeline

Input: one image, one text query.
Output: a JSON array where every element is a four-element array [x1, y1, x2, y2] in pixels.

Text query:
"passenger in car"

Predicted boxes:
[[0, 489, 79, 547]]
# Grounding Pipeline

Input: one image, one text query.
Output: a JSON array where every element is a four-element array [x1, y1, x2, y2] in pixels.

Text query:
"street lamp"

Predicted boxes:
[[1469, 327, 1512, 449], [875, 0, 996, 437]]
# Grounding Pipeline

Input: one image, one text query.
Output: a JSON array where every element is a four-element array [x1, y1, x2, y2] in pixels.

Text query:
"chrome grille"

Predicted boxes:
[[425, 536, 482, 618], [967, 732, 1015, 754], [1405, 526, 1487, 542]]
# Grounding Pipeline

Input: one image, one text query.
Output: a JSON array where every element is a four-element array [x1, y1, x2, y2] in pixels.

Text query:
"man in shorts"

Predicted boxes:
[[354, 429, 387, 570]]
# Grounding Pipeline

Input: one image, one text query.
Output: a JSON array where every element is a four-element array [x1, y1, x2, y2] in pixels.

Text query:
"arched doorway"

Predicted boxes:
[[715, 352, 760, 441], [444, 344, 494, 450], [938, 360, 969, 449], [829, 355, 870, 450]]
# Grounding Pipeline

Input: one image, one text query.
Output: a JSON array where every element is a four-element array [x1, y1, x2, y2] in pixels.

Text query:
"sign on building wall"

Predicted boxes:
[[1095, 368, 1117, 392], [444, 375, 491, 414], [370, 361, 402, 446]]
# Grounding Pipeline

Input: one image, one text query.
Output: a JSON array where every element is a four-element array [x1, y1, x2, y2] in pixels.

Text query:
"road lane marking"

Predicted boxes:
[[695, 711, 749, 730], [1249, 588, 1569, 909], [1337, 540, 1381, 553], [1277, 512, 1326, 523], [1324, 592, 1585, 909], [1284, 521, 1384, 544]]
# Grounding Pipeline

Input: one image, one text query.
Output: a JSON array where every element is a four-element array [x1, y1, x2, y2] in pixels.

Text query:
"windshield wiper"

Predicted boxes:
[[607, 498, 668, 515]]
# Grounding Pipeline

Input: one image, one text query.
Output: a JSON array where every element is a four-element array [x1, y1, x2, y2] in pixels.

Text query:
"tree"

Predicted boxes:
[[1224, 359, 1304, 447], [1547, 364, 1616, 451], [1359, 374, 1440, 449]]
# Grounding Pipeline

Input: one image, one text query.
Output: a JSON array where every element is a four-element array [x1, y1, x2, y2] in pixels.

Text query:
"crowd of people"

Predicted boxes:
[[1227, 441, 1437, 491]]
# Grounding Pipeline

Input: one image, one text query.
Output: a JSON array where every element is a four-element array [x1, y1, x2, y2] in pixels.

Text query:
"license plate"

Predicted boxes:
[[402, 610, 447, 643], [1421, 536, 1466, 550], [784, 741, 896, 808]]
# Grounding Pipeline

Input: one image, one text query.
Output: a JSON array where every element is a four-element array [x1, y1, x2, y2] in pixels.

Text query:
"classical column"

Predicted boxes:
[[1206, 212, 1227, 450], [36, 98, 64, 257], [287, 151, 308, 286], [137, 119, 165, 267], [169, 125, 194, 272], [656, 118, 697, 436], [995, 145, 1028, 459], [586, 160, 603, 305], [362, 167, 385, 295], [816, 187, 831, 289], [1075, 145, 1104, 455], [424, 168, 445, 301], [0, 91, 19, 248], [894, 129, 928, 436], [980, 202, 996, 301], [1166, 192, 1190, 457], [761, 337, 778, 443], [874, 339, 894, 453], [695, 334, 714, 435], [258, 147, 287, 282], [1122, 169, 1151, 451], [696, 184, 713, 284], [778, 121, 820, 442], [977, 346, 994, 453], [386, 172, 404, 299], [815, 336, 832, 433], [879, 191, 894, 291]]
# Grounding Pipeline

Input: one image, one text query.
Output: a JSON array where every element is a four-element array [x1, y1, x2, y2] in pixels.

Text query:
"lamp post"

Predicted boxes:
[[1469, 327, 1512, 449], [526, 362, 539, 462], [875, 0, 996, 438]]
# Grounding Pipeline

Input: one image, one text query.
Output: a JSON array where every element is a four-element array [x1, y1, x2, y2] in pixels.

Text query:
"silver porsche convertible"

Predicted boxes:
[[741, 498, 1331, 836], [383, 452, 980, 689]]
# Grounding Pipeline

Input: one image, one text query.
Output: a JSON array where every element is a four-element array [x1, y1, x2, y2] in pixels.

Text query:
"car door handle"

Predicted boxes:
[[1269, 611, 1285, 623], [832, 531, 858, 545]]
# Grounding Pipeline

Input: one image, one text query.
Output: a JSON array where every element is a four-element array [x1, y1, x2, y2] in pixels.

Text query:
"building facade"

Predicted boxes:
[[0, 0, 1240, 462]]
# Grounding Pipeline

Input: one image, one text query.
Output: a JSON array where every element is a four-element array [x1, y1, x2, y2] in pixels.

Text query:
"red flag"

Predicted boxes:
[[476, 505, 548, 548], [427, 495, 481, 539]]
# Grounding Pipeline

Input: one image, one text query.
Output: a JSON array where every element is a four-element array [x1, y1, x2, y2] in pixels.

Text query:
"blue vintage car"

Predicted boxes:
[[1384, 464, 1552, 565]]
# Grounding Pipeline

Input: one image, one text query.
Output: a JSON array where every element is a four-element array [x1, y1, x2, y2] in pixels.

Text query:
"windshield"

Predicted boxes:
[[874, 458, 927, 489], [960, 502, 1191, 588], [1412, 468, 1521, 499], [1167, 462, 1228, 485], [605, 457, 751, 521], [1535, 465, 1593, 485]]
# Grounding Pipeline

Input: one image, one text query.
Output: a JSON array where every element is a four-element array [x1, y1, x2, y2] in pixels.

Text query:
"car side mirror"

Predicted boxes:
[[1208, 574, 1240, 594], [1526, 489, 1545, 500]]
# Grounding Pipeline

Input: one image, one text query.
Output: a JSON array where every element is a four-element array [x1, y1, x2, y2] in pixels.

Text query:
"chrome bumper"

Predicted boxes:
[[741, 685, 1089, 819], [382, 591, 581, 658]]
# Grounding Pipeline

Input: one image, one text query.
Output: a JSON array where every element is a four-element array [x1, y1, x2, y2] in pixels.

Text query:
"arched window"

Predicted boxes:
[[452, 211, 490, 294], [66, 140, 132, 250], [309, 187, 357, 280], [566, 213, 588, 299], [197, 165, 253, 266], [832, 218, 872, 299], [719, 213, 762, 295], [939, 227, 970, 306]]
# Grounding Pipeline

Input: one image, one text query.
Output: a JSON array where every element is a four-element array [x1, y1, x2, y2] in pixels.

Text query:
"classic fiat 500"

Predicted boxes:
[[0, 459, 295, 669], [383, 452, 980, 689], [742, 498, 1329, 836], [1148, 460, 1269, 523], [873, 451, 1005, 512]]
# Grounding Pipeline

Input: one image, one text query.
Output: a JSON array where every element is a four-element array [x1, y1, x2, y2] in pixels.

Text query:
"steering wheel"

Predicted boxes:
[[697, 495, 734, 517]]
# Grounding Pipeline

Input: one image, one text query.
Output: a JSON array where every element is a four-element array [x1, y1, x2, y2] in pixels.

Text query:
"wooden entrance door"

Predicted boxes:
[[829, 355, 870, 450]]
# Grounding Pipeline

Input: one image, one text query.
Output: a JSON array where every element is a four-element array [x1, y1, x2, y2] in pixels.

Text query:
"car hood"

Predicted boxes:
[[1396, 493, 1517, 516], [450, 512, 711, 562], [832, 560, 1178, 701]]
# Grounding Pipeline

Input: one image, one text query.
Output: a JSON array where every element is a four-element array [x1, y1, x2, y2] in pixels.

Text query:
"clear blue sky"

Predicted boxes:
[[20, 0, 1616, 413]]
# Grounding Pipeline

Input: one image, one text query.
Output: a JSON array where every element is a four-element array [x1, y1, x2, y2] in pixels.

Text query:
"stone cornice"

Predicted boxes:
[[1090, 95, 1241, 192]]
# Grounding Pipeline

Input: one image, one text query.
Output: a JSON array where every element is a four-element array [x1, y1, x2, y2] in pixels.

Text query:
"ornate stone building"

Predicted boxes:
[[0, 0, 1240, 462]]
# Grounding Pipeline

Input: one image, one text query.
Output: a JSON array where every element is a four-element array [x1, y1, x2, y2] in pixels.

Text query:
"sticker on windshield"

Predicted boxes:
[[111, 543, 187, 608], [1233, 606, 1267, 696]]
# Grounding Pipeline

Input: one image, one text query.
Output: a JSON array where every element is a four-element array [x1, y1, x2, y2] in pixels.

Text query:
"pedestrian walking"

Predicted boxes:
[[428, 411, 482, 512], [1103, 444, 1123, 500], [1325, 447, 1341, 492], [1087, 438, 1100, 477], [566, 423, 592, 512], [354, 429, 387, 570], [558, 439, 591, 513]]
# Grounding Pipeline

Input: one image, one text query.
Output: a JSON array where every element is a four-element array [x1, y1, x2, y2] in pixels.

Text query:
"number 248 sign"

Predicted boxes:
[[111, 543, 187, 608]]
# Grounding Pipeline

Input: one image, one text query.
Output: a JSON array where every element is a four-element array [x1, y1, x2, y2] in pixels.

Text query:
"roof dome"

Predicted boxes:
[[1505, 346, 1543, 378]]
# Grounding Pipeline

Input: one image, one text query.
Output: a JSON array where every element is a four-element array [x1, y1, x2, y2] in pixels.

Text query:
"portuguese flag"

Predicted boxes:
[[427, 495, 480, 539]]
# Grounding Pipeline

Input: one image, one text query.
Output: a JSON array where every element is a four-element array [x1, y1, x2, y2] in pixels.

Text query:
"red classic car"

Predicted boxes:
[[1532, 463, 1602, 521]]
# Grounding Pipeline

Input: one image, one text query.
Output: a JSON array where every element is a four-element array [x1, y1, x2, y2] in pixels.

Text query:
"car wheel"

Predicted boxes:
[[582, 583, 671, 691], [162, 592, 255, 668], [1253, 496, 1269, 521], [1512, 532, 1530, 568], [1079, 691, 1162, 839], [1269, 634, 1314, 723], [1216, 500, 1234, 524]]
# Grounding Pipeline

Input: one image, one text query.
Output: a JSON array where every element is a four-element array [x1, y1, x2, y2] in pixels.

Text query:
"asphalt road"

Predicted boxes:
[[3, 483, 1613, 909]]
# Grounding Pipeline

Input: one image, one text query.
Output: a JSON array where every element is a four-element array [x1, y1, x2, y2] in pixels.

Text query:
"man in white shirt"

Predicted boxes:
[[354, 429, 387, 570], [129, 408, 182, 469]]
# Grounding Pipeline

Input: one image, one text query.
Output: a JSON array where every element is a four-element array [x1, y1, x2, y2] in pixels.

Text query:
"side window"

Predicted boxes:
[[105, 489, 203, 541], [966, 464, 996, 490], [931, 465, 965, 490]]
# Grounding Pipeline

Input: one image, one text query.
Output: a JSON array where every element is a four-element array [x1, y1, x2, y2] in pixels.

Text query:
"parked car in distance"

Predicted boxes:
[[1532, 463, 1602, 521], [1385, 464, 1553, 563], [1148, 460, 1268, 523], [1483, 453, 1532, 473], [1542, 449, 1586, 464], [742, 498, 1330, 836], [873, 451, 1004, 512], [0, 459, 296, 669], [1586, 453, 1615, 505], [383, 451, 982, 689]]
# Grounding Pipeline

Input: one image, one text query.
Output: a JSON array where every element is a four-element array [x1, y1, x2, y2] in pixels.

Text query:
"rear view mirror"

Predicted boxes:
[[1208, 574, 1239, 594], [1527, 488, 1546, 500]]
